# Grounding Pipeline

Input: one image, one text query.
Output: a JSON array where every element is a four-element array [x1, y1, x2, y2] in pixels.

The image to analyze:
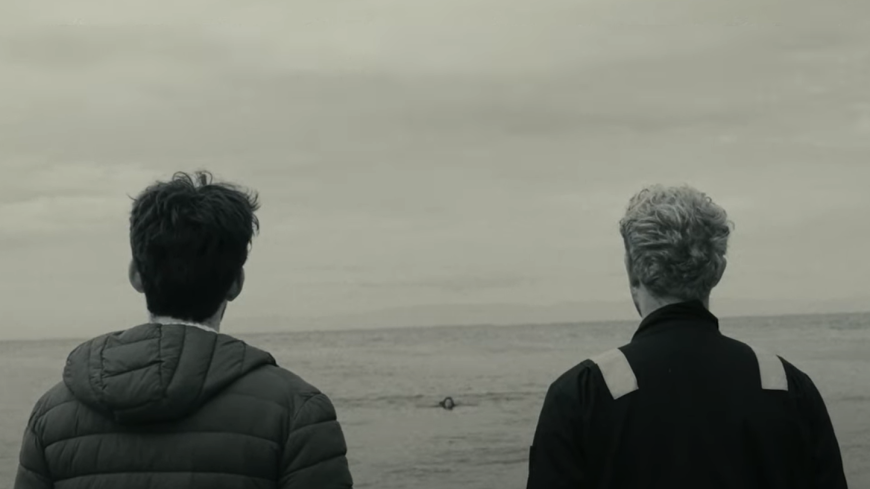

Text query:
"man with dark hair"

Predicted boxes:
[[15, 171, 354, 489]]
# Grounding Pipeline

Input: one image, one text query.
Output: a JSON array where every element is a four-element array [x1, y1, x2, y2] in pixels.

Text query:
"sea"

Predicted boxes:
[[1, 313, 868, 488]]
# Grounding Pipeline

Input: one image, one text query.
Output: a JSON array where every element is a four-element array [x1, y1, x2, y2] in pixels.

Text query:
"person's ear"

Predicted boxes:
[[227, 268, 245, 302], [129, 260, 145, 293]]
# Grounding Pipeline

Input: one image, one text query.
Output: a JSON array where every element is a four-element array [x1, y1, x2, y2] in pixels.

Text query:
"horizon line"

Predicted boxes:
[[2, 307, 867, 344]]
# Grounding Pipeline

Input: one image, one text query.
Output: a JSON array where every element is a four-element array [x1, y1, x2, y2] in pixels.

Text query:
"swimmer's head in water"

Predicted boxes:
[[440, 396, 455, 410]]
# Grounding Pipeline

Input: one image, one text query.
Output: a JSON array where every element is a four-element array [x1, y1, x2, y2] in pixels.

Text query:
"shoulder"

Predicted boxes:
[[225, 364, 333, 414], [540, 346, 638, 421], [548, 358, 596, 394], [732, 340, 805, 393], [27, 381, 79, 439], [777, 356, 823, 398], [777, 356, 810, 381], [547, 346, 635, 402], [238, 366, 344, 432], [732, 341, 822, 397], [31, 381, 76, 421], [256, 364, 324, 397]]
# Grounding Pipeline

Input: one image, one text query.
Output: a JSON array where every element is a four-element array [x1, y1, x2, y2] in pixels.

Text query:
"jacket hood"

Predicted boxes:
[[63, 323, 276, 425]]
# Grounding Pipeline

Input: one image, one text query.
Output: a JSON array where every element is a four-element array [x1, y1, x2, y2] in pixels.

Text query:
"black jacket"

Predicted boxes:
[[526, 301, 848, 489], [14, 323, 353, 489]]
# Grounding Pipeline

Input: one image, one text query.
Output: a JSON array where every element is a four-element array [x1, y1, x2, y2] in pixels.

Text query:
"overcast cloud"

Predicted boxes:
[[1, 0, 868, 339]]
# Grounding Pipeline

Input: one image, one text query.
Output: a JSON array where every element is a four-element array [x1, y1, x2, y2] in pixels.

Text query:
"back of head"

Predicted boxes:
[[130, 171, 260, 322], [619, 185, 732, 302]]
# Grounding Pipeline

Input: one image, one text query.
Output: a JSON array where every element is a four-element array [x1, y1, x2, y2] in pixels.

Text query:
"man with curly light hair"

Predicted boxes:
[[526, 185, 848, 489], [620, 185, 731, 313]]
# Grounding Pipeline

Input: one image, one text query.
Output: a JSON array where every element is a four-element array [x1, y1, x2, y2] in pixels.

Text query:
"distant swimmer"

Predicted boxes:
[[439, 396, 456, 410]]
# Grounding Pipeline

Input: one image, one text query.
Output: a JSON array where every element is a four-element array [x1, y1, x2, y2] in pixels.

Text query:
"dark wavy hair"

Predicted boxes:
[[129, 171, 260, 321]]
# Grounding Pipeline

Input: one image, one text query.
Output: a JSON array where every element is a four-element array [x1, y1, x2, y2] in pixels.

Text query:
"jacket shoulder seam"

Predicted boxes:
[[290, 392, 327, 425], [33, 396, 78, 426]]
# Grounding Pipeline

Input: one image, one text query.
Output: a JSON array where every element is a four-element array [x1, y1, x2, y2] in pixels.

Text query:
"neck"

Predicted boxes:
[[635, 290, 709, 318], [149, 303, 226, 332]]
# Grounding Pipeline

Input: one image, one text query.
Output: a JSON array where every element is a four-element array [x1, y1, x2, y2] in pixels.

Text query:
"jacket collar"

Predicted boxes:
[[632, 300, 720, 342], [149, 315, 217, 333]]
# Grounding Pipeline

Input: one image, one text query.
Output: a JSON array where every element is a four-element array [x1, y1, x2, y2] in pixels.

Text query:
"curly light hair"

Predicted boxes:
[[619, 185, 733, 301]]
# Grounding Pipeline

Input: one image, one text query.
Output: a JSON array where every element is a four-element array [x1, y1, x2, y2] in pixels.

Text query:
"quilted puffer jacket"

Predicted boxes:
[[14, 323, 353, 489]]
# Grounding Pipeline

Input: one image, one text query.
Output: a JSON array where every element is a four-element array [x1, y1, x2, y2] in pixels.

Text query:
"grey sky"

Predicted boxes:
[[1, 0, 868, 340]]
